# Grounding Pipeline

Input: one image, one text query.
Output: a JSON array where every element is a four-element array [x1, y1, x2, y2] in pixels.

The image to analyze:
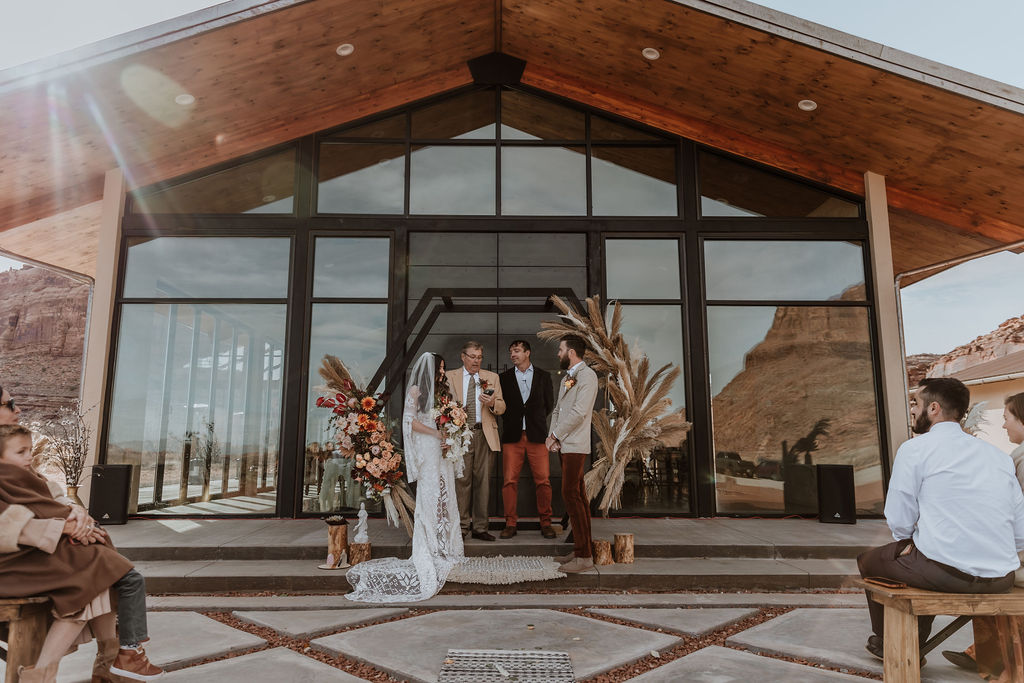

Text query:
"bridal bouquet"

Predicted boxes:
[[316, 381, 403, 500], [431, 395, 473, 465]]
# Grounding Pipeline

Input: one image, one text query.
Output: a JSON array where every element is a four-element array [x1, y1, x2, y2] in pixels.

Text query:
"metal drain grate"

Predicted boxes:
[[438, 649, 575, 682]]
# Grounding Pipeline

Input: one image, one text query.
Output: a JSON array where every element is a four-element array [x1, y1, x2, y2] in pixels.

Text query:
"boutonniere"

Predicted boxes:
[[477, 378, 489, 391], [563, 376, 577, 390]]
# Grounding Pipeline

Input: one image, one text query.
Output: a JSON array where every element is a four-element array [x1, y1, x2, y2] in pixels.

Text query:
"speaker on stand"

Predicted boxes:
[[816, 464, 856, 524], [88, 464, 132, 525]]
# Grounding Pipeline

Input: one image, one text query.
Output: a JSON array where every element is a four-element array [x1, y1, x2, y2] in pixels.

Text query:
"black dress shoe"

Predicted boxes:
[[471, 530, 496, 541], [866, 635, 926, 667], [540, 525, 557, 539], [941, 650, 977, 672]]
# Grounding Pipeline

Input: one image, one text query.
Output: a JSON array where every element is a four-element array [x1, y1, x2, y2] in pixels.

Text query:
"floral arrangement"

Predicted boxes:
[[563, 376, 577, 390], [37, 402, 94, 488], [431, 394, 473, 466]]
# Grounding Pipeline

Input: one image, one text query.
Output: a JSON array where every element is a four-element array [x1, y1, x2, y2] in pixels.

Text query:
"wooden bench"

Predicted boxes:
[[0, 597, 49, 683], [855, 580, 1024, 682]]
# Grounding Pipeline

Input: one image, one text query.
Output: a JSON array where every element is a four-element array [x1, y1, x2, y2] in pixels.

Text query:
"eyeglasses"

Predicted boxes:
[[0, 398, 14, 411], [462, 353, 483, 361]]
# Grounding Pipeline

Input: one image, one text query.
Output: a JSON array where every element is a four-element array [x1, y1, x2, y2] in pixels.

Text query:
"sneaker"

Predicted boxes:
[[110, 647, 165, 681]]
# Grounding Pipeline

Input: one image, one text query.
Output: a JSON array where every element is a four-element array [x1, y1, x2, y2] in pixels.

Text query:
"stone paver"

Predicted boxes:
[[14, 612, 266, 683], [311, 608, 680, 682], [626, 645, 869, 682], [589, 607, 758, 636], [727, 607, 977, 682], [233, 608, 408, 639], [165, 647, 368, 681]]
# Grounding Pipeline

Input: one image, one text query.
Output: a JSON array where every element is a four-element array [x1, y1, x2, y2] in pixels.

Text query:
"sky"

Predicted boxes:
[[3, 1, 1022, 357]]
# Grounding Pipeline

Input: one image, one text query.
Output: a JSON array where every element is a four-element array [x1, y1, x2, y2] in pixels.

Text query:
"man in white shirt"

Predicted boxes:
[[858, 377, 1024, 661]]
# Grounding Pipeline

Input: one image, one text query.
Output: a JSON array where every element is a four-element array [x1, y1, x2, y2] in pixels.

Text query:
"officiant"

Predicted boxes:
[[446, 341, 505, 541]]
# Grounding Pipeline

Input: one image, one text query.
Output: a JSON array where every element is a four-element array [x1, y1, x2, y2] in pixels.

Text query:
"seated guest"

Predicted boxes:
[[858, 378, 1024, 662]]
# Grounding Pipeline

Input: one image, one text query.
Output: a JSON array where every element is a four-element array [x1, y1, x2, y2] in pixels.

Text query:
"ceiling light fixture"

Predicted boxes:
[[641, 47, 660, 60], [336, 43, 355, 57], [797, 99, 818, 111], [174, 93, 195, 106]]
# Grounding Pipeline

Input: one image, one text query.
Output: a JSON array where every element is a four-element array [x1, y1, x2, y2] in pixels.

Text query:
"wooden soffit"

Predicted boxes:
[[2, 0, 1024, 277]]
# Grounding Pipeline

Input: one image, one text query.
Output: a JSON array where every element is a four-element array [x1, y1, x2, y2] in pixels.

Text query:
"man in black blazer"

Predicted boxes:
[[498, 339, 557, 539]]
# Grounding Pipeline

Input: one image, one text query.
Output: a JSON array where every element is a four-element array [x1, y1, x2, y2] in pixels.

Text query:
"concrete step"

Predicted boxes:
[[135, 556, 860, 594]]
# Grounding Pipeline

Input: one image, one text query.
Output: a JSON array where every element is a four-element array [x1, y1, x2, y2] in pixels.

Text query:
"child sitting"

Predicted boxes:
[[0, 424, 163, 681]]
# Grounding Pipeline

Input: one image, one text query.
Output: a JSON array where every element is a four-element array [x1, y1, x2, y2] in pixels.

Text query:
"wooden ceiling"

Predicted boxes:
[[1, 0, 1021, 278]]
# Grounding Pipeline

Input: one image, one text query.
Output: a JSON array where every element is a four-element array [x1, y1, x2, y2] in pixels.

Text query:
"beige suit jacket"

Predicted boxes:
[[447, 367, 506, 452], [549, 364, 598, 454]]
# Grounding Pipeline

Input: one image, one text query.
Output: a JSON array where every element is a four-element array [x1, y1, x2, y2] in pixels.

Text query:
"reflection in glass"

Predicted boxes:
[[106, 304, 286, 514], [411, 89, 496, 139], [409, 233, 496, 266], [132, 148, 296, 214], [605, 239, 681, 300], [313, 237, 390, 298], [500, 90, 585, 140], [498, 233, 586, 266], [123, 237, 290, 299], [707, 305, 883, 514], [619, 305, 686, 410], [592, 147, 677, 216], [700, 152, 860, 218], [317, 143, 405, 214], [330, 114, 406, 139], [304, 304, 388, 513], [408, 266, 496, 300], [410, 146, 495, 214], [501, 147, 585, 215], [704, 240, 865, 301]]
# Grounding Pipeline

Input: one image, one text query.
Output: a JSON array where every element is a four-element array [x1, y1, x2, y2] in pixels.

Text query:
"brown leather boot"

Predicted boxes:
[[18, 662, 59, 683], [92, 638, 121, 682]]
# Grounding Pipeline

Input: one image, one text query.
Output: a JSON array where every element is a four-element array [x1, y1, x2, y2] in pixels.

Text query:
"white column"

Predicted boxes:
[[79, 168, 127, 504], [864, 171, 909, 467]]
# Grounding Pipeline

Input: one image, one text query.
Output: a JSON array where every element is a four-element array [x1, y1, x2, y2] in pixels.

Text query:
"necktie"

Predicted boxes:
[[466, 374, 477, 425]]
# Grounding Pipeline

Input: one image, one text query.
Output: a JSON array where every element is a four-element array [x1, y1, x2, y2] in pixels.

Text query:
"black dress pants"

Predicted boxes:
[[857, 539, 1014, 643]]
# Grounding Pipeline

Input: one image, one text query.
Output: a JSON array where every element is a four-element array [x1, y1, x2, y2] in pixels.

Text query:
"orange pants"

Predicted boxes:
[[501, 432, 553, 527]]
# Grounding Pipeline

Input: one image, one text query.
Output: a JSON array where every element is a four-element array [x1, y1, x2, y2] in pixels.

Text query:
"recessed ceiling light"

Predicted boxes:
[[262, 194, 277, 203], [797, 99, 818, 111], [336, 43, 355, 57], [641, 47, 660, 60], [174, 93, 195, 106]]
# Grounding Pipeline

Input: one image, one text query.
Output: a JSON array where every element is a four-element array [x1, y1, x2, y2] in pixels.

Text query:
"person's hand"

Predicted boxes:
[[479, 391, 495, 407], [545, 435, 560, 452], [65, 505, 92, 540]]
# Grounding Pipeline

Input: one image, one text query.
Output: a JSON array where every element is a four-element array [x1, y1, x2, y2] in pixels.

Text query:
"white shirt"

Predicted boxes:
[[515, 364, 534, 429], [885, 421, 1024, 577], [462, 368, 483, 425]]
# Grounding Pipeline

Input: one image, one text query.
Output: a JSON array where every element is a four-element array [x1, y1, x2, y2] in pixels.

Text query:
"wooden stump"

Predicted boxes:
[[325, 523, 349, 568], [593, 539, 614, 565], [614, 533, 635, 564], [349, 542, 372, 566]]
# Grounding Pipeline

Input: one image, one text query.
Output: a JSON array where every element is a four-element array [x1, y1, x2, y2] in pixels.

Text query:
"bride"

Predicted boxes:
[[345, 352, 465, 602]]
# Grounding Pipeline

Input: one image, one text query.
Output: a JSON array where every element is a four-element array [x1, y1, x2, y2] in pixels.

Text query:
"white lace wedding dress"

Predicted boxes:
[[345, 354, 464, 602]]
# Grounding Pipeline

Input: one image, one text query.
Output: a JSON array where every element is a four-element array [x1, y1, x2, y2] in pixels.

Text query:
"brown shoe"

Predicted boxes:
[[110, 647, 165, 681], [540, 525, 557, 539], [559, 556, 595, 573], [91, 638, 120, 682], [500, 526, 517, 539], [555, 551, 575, 564], [471, 530, 496, 541]]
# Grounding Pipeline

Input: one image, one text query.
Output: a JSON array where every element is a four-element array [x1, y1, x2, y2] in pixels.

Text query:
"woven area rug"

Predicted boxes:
[[447, 555, 566, 585]]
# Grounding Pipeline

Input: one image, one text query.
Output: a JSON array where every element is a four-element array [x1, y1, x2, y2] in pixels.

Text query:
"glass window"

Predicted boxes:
[[500, 90, 585, 140], [704, 240, 866, 301], [410, 146, 495, 215], [501, 147, 586, 215], [591, 115, 663, 141], [619, 305, 686, 410], [330, 113, 406, 139], [700, 152, 860, 218], [304, 304, 388, 513], [605, 239, 681, 300], [498, 233, 586, 266], [317, 143, 405, 214], [592, 147, 677, 216], [132, 148, 296, 214], [313, 237, 390, 298], [411, 90, 496, 140], [409, 233, 497, 266], [707, 305, 883, 514], [106, 303, 286, 513], [123, 237, 290, 299]]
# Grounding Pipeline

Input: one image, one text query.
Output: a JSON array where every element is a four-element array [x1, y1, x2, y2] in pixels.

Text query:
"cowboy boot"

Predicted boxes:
[[17, 662, 59, 683], [92, 638, 121, 682]]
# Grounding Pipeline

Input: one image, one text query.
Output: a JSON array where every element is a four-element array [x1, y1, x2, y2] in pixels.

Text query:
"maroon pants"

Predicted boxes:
[[561, 452, 592, 559], [502, 432, 553, 527]]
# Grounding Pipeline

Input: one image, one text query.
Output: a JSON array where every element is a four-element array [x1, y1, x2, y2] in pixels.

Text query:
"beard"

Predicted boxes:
[[559, 355, 570, 370], [911, 410, 933, 435]]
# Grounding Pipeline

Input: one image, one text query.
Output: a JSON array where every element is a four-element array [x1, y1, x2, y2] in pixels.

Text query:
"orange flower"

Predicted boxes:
[[361, 396, 377, 411], [357, 413, 370, 427]]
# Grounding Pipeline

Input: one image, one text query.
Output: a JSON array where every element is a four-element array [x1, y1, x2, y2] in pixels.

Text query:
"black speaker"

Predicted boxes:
[[89, 464, 132, 525], [816, 464, 856, 524]]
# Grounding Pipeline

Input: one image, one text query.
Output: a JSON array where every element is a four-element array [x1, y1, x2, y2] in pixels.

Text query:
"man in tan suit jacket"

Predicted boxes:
[[447, 341, 505, 540], [546, 335, 599, 573]]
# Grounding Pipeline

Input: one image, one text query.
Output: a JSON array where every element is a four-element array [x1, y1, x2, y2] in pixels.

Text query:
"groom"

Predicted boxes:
[[547, 335, 598, 573], [447, 341, 505, 541]]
